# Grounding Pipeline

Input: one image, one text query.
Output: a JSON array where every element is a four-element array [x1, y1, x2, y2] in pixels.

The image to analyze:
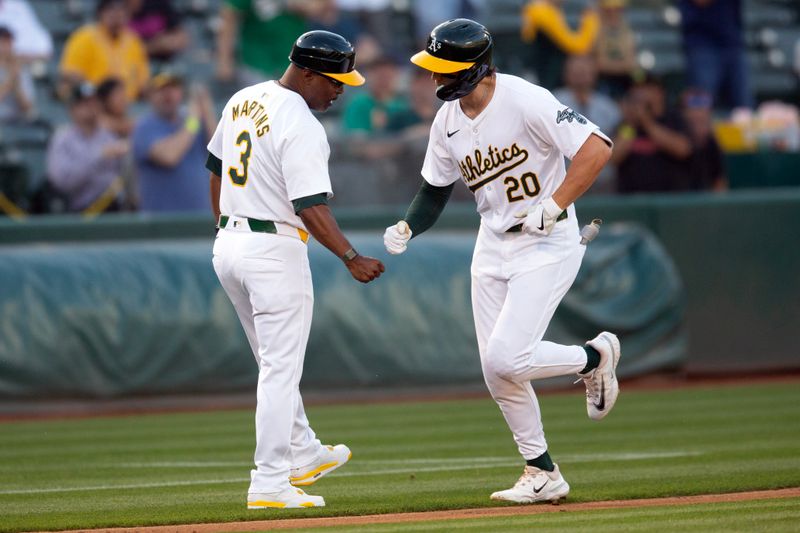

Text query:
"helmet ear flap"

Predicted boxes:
[[434, 48, 493, 102]]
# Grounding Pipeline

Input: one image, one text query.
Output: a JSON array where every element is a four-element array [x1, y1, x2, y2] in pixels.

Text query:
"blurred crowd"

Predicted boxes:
[[0, 0, 799, 217]]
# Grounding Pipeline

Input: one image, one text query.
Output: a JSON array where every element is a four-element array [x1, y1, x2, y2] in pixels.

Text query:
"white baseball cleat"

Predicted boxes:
[[578, 331, 621, 420], [290, 444, 352, 486], [247, 487, 325, 509], [490, 464, 570, 504]]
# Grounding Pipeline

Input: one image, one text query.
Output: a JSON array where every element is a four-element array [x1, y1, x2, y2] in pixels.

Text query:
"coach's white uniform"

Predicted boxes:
[[208, 81, 332, 494], [422, 73, 610, 459]]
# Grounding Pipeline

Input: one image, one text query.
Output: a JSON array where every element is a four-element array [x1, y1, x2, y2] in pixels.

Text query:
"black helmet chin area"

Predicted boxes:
[[435, 63, 491, 101]]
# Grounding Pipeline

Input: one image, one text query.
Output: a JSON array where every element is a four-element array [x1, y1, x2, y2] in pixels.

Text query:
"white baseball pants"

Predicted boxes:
[[471, 220, 587, 459], [213, 229, 321, 493]]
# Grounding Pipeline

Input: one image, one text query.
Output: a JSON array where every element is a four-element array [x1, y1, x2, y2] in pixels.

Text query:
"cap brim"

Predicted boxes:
[[410, 50, 474, 74], [324, 69, 365, 86], [151, 73, 183, 90]]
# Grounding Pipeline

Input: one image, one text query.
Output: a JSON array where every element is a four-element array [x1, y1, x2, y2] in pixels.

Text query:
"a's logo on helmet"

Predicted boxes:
[[428, 38, 442, 53]]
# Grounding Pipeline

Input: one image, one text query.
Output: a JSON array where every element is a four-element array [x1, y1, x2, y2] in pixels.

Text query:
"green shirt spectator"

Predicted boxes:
[[342, 57, 410, 134], [216, 0, 309, 84], [343, 92, 410, 134]]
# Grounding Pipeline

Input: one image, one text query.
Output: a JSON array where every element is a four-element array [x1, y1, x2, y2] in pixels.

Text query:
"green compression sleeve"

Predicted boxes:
[[404, 181, 455, 238]]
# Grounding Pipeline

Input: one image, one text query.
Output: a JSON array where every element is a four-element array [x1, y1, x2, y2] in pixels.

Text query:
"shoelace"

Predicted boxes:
[[514, 473, 534, 489], [514, 469, 544, 489], [574, 370, 599, 400]]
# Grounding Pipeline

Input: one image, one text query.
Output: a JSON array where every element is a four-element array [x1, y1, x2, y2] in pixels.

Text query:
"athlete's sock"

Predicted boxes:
[[580, 345, 601, 374], [526, 451, 554, 472]]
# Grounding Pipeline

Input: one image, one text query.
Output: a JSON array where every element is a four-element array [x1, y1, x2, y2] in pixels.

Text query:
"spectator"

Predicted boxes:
[[387, 67, 439, 134], [0, 26, 34, 122], [679, 0, 752, 110], [59, 0, 150, 101], [97, 77, 133, 138], [127, 0, 189, 62], [554, 55, 620, 193], [336, 0, 402, 57], [520, 0, 599, 89], [594, 0, 636, 100], [307, 0, 362, 45], [681, 88, 726, 191], [131, 71, 216, 212], [46, 82, 129, 213], [411, 0, 485, 46], [215, 0, 314, 85], [611, 74, 692, 193], [342, 56, 410, 135], [0, 0, 52, 62]]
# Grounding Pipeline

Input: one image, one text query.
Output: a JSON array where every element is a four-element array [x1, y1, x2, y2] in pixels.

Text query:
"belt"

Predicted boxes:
[[218, 215, 310, 243], [506, 210, 568, 233]]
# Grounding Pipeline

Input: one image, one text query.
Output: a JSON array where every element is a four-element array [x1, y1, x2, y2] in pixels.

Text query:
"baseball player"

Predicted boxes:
[[207, 30, 384, 509], [384, 19, 622, 504]]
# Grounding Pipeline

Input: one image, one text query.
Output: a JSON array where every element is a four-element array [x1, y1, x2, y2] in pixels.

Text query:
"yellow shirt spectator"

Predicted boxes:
[[521, 0, 599, 88], [60, 24, 149, 100], [521, 1, 599, 54]]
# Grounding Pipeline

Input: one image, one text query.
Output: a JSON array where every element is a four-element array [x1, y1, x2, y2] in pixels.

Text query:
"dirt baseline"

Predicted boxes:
[[50, 487, 800, 533]]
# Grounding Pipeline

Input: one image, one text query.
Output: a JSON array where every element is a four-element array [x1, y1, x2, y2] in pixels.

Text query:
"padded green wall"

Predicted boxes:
[[0, 227, 683, 397]]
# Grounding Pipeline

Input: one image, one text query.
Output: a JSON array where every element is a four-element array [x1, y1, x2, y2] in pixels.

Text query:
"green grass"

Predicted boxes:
[[0, 382, 798, 532], [287, 498, 800, 532]]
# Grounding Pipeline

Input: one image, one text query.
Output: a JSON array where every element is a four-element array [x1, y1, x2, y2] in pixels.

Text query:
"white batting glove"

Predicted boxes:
[[384, 220, 412, 255], [514, 197, 564, 237]]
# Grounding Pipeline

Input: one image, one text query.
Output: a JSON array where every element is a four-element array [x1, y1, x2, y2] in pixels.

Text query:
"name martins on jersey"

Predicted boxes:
[[230, 95, 271, 137]]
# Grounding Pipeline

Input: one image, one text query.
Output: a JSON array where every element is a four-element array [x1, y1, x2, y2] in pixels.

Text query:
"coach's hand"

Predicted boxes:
[[384, 220, 412, 255], [346, 255, 385, 283], [515, 197, 563, 237]]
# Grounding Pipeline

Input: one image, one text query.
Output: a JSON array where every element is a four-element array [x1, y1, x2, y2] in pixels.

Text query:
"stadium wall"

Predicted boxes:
[[0, 190, 797, 397]]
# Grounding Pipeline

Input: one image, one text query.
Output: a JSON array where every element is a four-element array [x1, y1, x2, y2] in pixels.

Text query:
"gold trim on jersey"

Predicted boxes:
[[458, 143, 529, 192]]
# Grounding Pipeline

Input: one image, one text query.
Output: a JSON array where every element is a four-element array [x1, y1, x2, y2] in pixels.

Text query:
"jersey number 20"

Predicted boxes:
[[228, 131, 252, 187], [504, 172, 541, 203]]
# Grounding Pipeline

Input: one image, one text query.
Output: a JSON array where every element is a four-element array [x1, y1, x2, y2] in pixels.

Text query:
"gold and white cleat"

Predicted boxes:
[[290, 444, 352, 486], [247, 487, 325, 509]]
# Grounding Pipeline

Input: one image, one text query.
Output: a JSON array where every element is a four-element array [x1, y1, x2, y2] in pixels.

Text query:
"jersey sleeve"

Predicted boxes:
[[280, 118, 333, 201], [421, 112, 460, 187], [525, 88, 611, 160]]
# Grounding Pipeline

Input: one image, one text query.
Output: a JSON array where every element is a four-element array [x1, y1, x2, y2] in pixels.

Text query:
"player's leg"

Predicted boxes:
[[217, 233, 324, 508], [471, 229, 567, 502], [483, 235, 587, 384], [492, 232, 621, 416], [479, 232, 585, 503], [287, 267, 352, 487], [286, 260, 321, 467], [471, 226, 508, 363], [471, 227, 552, 456]]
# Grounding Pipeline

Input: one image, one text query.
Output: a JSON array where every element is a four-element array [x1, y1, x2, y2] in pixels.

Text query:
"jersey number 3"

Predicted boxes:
[[228, 131, 252, 187], [504, 171, 541, 203]]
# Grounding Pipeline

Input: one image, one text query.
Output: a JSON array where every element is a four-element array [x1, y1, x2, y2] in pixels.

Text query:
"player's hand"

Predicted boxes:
[[384, 220, 412, 255], [346, 255, 385, 283], [514, 197, 563, 237]]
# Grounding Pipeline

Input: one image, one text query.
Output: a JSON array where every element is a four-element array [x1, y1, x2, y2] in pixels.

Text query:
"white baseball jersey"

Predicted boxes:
[[422, 73, 610, 233], [207, 81, 333, 230]]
